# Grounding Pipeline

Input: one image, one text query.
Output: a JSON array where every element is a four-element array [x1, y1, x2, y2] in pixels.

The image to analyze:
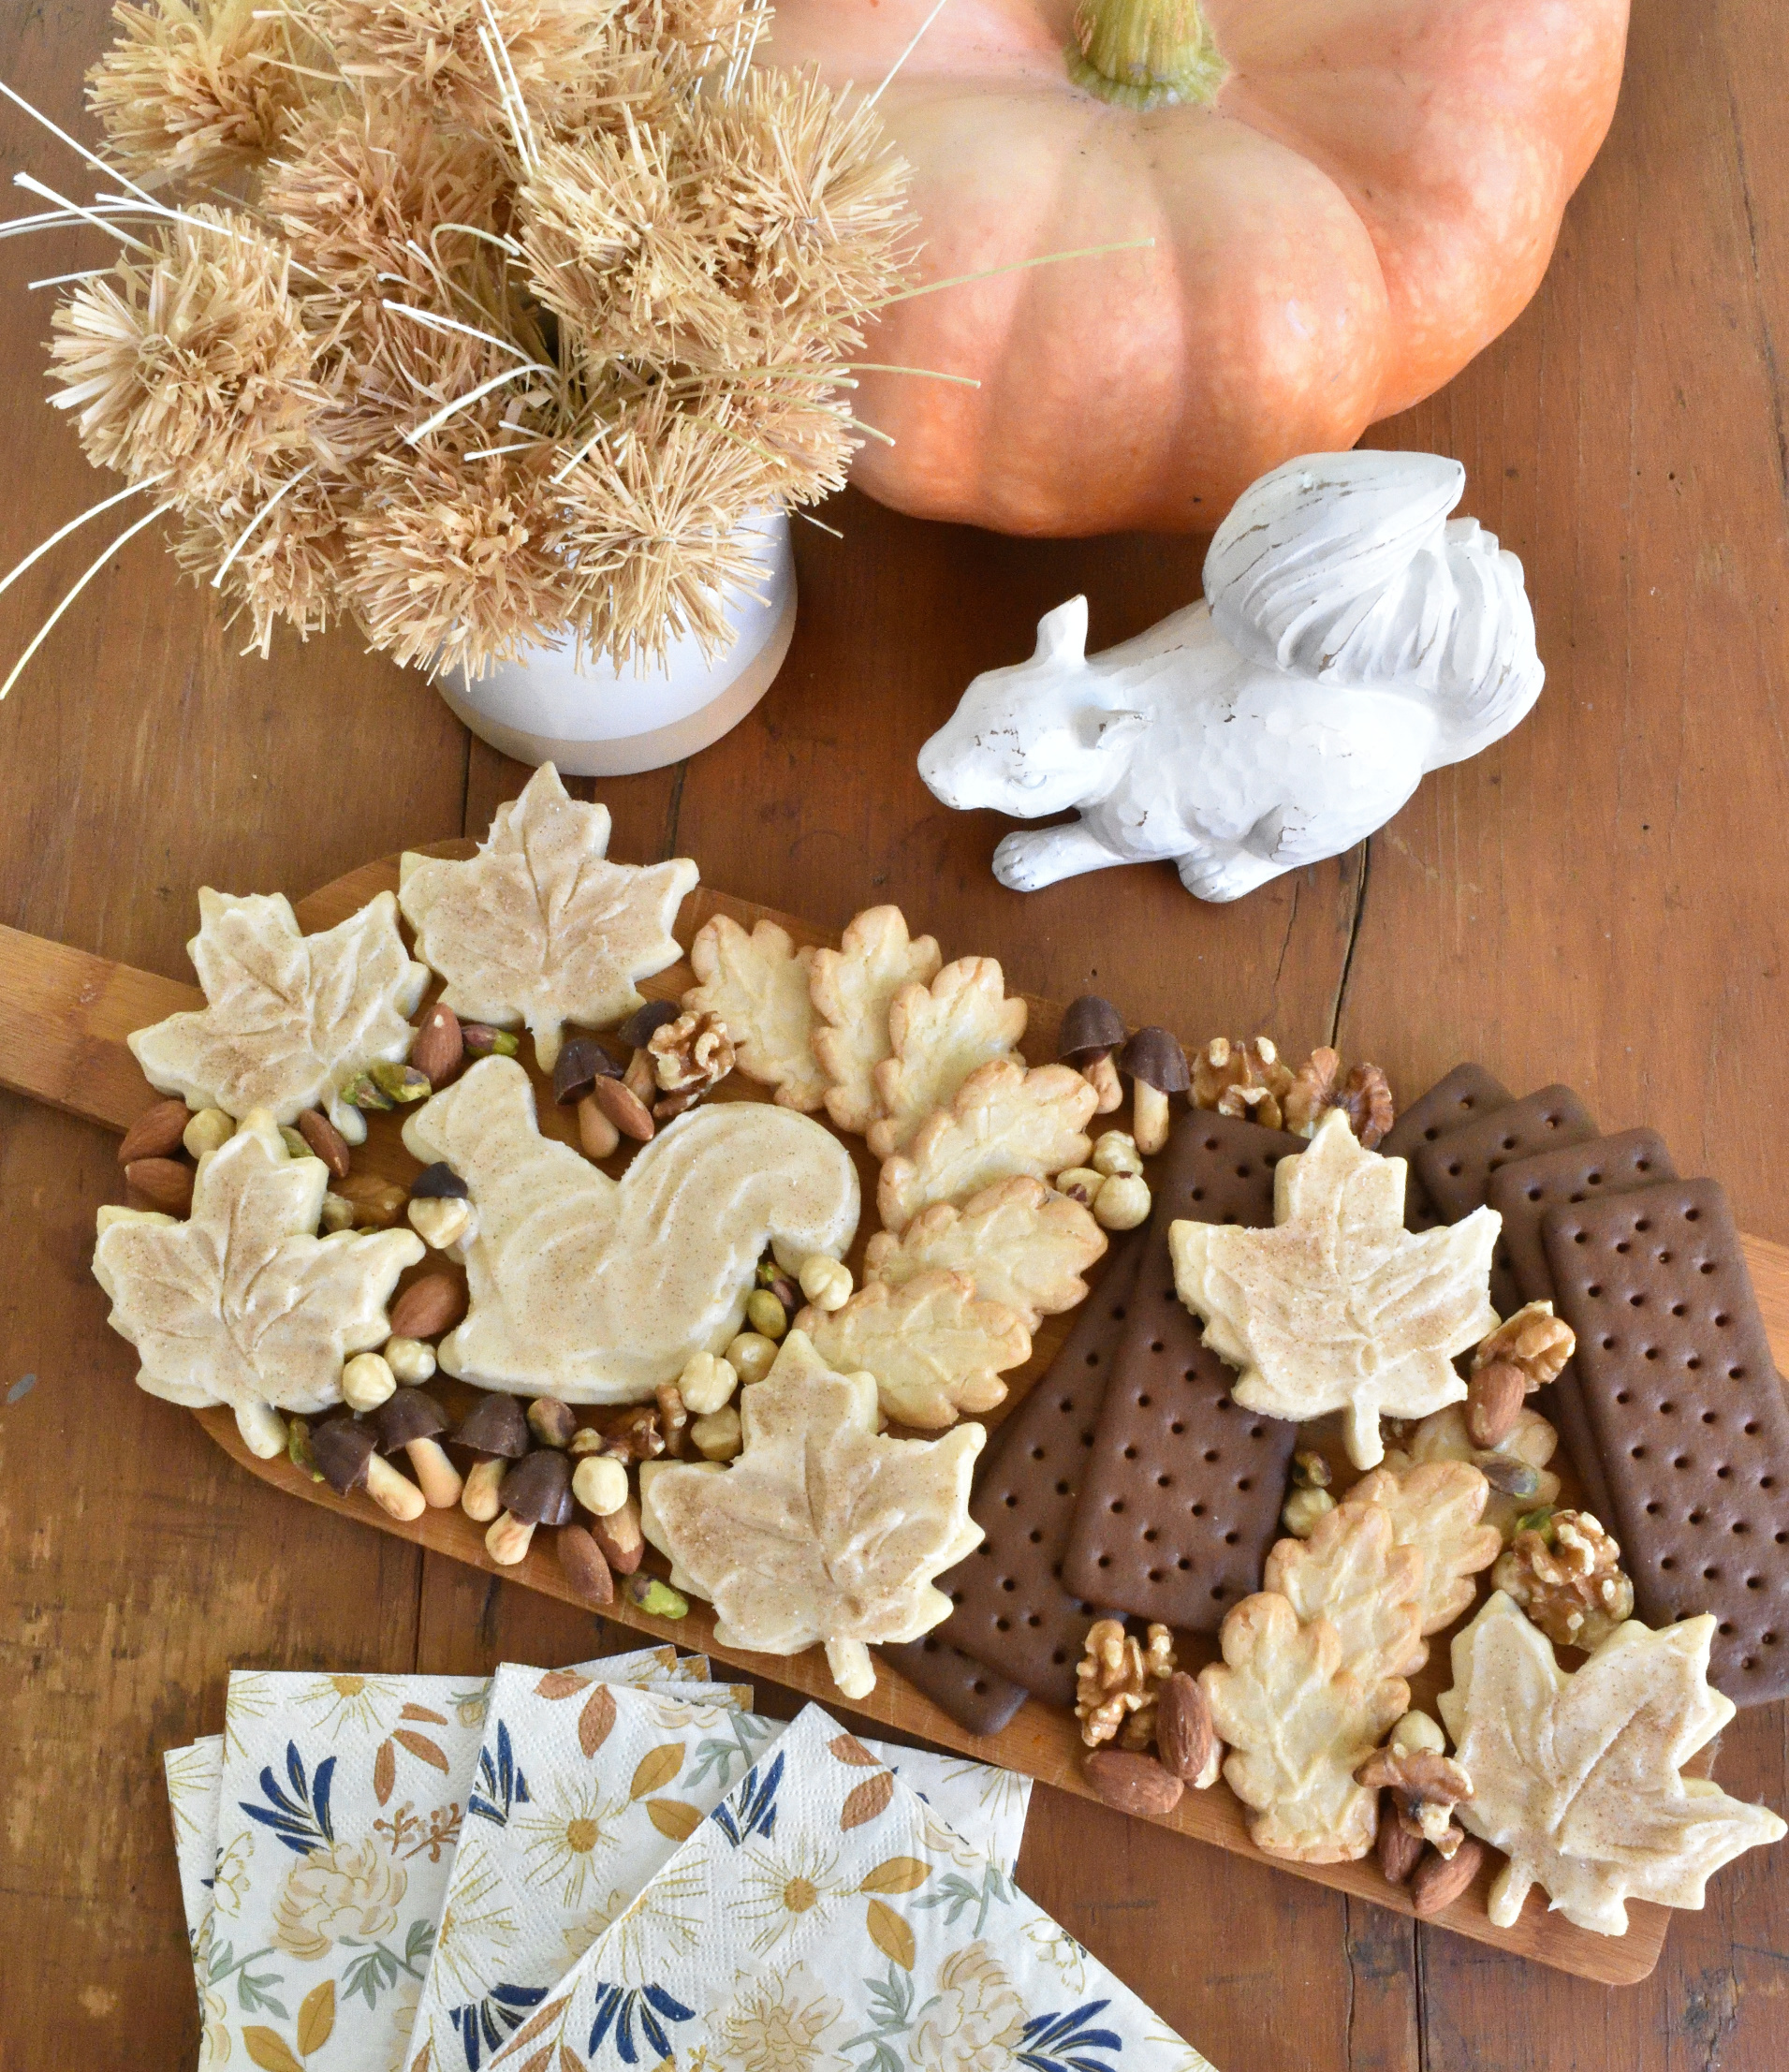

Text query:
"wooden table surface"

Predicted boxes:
[[2, 2, 1786, 2065]]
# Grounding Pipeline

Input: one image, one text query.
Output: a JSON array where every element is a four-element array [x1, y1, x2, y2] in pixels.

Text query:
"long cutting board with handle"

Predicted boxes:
[[7, 845, 1789, 1988]]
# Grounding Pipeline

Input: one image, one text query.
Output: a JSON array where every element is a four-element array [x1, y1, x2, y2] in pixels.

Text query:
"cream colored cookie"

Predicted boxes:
[[1170, 1108, 1499, 1470], [862, 1174, 1106, 1331], [866, 956, 1027, 1159], [1439, 1594, 1785, 1935], [399, 763, 697, 1073], [1200, 1592, 1408, 1865], [640, 1330, 985, 1701], [1344, 1460, 1502, 1647], [128, 889, 429, 1147], [683, 913, 828, 1111], [795, 1270, 1031, 1430], [93, 1110, 423, 1456], [1263, 1499, 1426, 1687], [1386, 1403, 1562, 1539], [403, 1057, 858, 1402], [809, 905, 941, 1135], [876, 1058, 1096, 1234]]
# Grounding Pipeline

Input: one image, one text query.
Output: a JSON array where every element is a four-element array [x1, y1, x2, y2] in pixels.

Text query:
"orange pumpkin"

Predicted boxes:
[[768, 0, 1629, 534]]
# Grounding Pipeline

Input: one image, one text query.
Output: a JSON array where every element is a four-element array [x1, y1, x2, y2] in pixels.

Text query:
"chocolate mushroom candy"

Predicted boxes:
[[1120, 1025, 1190, 1156], [1060, 995, 1127, 1113], [374, 1390, 464, 1508], [615, 1001, 680, 1105], [552, 1036, 624, 1159], [311, 1416, 425, 1522], [486, 1447, 574, 1564], [454, 1392, 531, 1521]]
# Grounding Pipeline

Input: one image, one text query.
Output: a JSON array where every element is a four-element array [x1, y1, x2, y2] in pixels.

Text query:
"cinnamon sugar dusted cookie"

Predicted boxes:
[[867, 956, 1027, 1159], [875, 1057, 1095, 1232], [809, 904, 941, 1135], [862, 1173, 1106, 1330], [683, 913, 828, 1111]]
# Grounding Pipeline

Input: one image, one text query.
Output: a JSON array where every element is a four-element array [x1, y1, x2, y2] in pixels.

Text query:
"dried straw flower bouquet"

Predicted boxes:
[[1, 0, 916, 692]]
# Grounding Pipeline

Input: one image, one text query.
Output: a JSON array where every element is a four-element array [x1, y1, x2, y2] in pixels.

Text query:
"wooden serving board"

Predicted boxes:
[[7, 848, 1789, 1990]]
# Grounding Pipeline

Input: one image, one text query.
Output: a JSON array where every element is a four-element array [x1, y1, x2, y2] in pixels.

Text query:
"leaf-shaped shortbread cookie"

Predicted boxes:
[[399, 763, 697, 1072], [1200, 1593, 1408, 1864], [862, 1175, 1106, 1331], [866, 957, 1028, 1159], [810, 906, 941, 1135], [403, 1057, 858, 1401], [641, 1332, 984, 1701], [1344, 1460, 1501, 1646], [1386, 1403, 1562, 1540], [1438, 1594, 1786, 1935], [876, 1059, 1096, 1234], [684, 914, 828, 1111], [128, 890, 429, 1146], [794, 1271, 1031, 1430], [1170, 1108, 1499, 1470], [1264, 1501, 1426, 1686], [92, 1111, 423, 1453]]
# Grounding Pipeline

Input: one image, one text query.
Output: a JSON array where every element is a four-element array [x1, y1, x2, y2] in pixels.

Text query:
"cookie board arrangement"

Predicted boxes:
[[6, 769, 1789, 1988]]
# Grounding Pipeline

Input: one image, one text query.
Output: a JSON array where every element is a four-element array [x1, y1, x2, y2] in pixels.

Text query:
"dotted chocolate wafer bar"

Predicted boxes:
[[1383, 1062, 1513, 1230], [1544, 1178, 1789, 1705], [880, 1632, 1030, 1738], [931, 1236, 1146, 1710], [1061, 1110, 1301, 1632]]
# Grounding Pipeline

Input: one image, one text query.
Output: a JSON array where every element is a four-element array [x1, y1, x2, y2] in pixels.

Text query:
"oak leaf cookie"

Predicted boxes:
[[1385, 1403, 1562, 1540], [1200, 1592, 1408, 1864], [862, 1174, 1107, 1331], [1343, 1460, 1502, 1647], [866, 956, 1028, 1159], [876, 1059, 1097, 1234], [92, 1109, 423, 1456], [809, 904, 941, 1135], [794, 1270, 1032, 1430], [403, 1056, 858, 1401], [1170, 1107, 1499, 1469], [683, 913, 828, 1111], [1438, 1594, 1785, 1934], [1263, 1499, 1426, 1686], [399, 763, 697, 1072], [128, 889, 429, 1146], [640, 1330, 985, 1701]]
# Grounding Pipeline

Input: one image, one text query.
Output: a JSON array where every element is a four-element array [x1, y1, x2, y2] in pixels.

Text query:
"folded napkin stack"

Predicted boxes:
[[165, 1650, 1209, 2071]]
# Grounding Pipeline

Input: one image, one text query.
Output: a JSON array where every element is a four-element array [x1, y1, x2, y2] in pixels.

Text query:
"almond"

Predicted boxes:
[[296, 1108, 352, 1179], [1083, 1749, 1184, 1819], [556, 1524, 614, 1608], [1155, 1672, 1213, 1784], [125, 1156, 194, 1213], [410, 1002, 464, 1088], [590, 1493, 645, 1576], [1467, 1360, 1527, 1448], [387, 1272, 467, 1341], [118, 1099, 191, 1166], [591, 1074, 654, 1143], [1410, 1834, 1486, 1917], [336, 1172, 407, 1228], [1377, 1815, 1425, 1887]]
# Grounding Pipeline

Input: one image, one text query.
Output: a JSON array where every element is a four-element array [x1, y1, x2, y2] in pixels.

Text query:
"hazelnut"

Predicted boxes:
[[384, 1337, 436, 1387], [692, 1405, 743, 1461], [1055, 1166, 1106, 1208], [745, 1289, 787, 1340], [726, 1331, 778, 1384], [1281, 1486, 1336, 1538], [320, 1193, 356, 1234], [527, 1397, 579, 1448], [182, 1108, 235, 1158], [1091, 1130, 1143, 1178], [1390, 1711, 1446, 1759], [1092, 1173, 1151, 1230], [408, 1196, 473, 1250], [572, 1453, 630, 1517], [678, 1353, 737, 1417], [797, 1256, 852, 1312], [342, 1351, 397, 1413]]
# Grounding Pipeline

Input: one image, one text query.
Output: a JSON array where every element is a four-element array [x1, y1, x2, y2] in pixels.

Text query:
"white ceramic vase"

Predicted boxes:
[[435, 509, 797, 776]]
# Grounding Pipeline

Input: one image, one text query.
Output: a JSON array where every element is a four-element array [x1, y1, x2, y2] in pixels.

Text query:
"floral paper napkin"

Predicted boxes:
[[176, 1652, 741, 2070], [403, 1669, 1033, 2071], [483, 1703, 1202, 2072]]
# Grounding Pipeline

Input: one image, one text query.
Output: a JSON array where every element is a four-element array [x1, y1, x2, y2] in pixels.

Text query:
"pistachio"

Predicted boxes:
[[286, 1416, 323, 1482], [1516, 1505, 1557, 1541], [726, 1331, 778, 1384], [183, 1108, 236, 1158], [462, 1023, 521, 1059], [625, 1574, 688, 1619], [746, 1288, 787, 1340], [797, 1255, 852, 1313], [370, 1061, 432, 1104], [1474, 1452, 1542, 1501], [1291, 1447, 1332, 1491], [279, 1125, 312, 1160], [342, 1073, 395, 1112]]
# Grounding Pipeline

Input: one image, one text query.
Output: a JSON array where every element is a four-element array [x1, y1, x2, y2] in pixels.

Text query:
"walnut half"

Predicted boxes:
[[1493, 1508, 1635, 1651], [1074, 1618, 1178, 1750]]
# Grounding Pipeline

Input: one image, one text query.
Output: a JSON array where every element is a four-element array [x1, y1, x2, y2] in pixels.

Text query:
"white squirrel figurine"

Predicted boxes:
[[917, 450, 1544, 902]]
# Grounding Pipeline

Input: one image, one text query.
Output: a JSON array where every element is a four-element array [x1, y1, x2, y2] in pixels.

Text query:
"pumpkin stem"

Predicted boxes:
[[1066, 0, 1225, 109]]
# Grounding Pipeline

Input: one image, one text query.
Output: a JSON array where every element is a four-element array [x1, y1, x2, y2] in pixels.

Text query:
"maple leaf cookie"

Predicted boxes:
[[862, 1174, 1106, 1331], [866, 957, 1028, 1159], [876, 1059, 1096, 1234], [399, 764, 697, 1072], [128, 889, 429, 1146], [641, 1331, 985, 1701], [93, 1110, 423, 1457], [682, 914, 828, 1110], [1170, 1107, 1499, 1469], [795, 1270, 1032, 1430], [809, 905, 941, 1135]]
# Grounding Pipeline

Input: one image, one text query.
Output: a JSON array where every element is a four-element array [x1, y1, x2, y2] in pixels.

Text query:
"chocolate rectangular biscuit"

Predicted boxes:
[[1486, 1129, 1678, 1525], [1382, 1063, 1513, 1231], [931, 1236, 1145, 1709], [880, 1634, 1030, 1739], [1062, 1111, 1303, 1633], [1415, 1085, 1599, 1310], [1543, 1179, 1789, 1706]]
